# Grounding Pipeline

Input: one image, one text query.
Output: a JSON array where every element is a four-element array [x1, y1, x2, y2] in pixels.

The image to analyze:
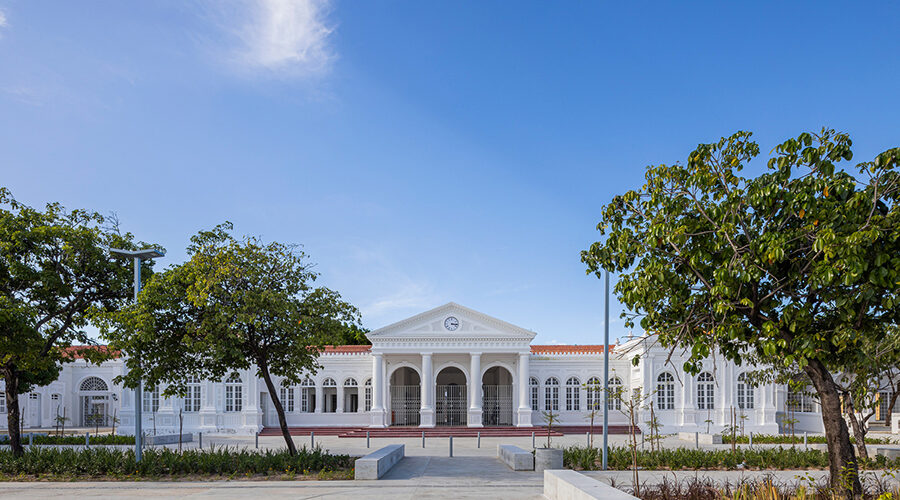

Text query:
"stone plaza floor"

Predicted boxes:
[[1, 431, 898, 499]]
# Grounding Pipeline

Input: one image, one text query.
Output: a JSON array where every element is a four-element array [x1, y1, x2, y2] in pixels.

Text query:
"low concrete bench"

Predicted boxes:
[[354, 444, 405, 480], [144, 433, 192, 446], [876, 447, 900, 460], [497, 444, 534, 471], [677, 431, 722, 444], [543, 470, 638, 500]]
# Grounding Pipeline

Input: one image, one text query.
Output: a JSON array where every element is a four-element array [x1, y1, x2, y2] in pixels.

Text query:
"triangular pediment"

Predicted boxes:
[[366, 302, 537, 341]]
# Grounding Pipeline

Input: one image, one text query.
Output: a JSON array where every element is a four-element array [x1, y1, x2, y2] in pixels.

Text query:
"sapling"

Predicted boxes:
[[541, 408, 560, 448]]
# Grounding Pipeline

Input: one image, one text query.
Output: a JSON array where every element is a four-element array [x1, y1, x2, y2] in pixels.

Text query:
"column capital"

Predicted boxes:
[[421, 352, 433, 358], [470, 352, 482, 357]]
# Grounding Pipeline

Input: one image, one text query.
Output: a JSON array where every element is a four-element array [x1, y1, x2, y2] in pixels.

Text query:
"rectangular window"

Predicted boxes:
[[280, 387, 294, 412], [697, 384, 714, 410], [545, 387, 558, 411], [184, 385, 201, 412], [0, 393, 6, 413], [143, 386, 160, 413], [656, 384, 674, 410], [566, 386, 580, 411], [531, 385, 539, 411], [225, 385, 243, 412], [364, 386, 372, 412], [787, 389, 815, 413]]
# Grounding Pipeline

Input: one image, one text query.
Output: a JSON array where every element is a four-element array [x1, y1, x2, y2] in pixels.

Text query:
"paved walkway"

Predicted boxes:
[[0, 457, 544, 499]]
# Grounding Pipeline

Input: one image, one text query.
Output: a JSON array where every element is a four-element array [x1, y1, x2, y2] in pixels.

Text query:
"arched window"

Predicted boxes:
[[584, 377, 602, 411], [656, 373, 675, 410], [737, 373, 753, 410], [300, 377, 315, 413], [80, 377, 108, 392], [344, 378, 358, 387], [143, 385, 160, 413], [225, 373, 243, 412], [566, 377, 581, 411], [323, 378, 336, 387], [184, 375, 201, 412], [544, 377, 559, 411], [280, 382, 295, 413], [364, 379, 372, 412], [607, 377, 623, 410], [697, 372, 714, 410], [530, 377, 540, 411]]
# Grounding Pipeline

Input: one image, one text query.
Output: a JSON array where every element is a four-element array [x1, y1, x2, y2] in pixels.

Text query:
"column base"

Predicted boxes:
[[419, 408, 435, 427], [369, 409, 387, 428], [198, 409, 218, 433], [467, 408, 483, 427], [516, 408, 533, 427], [240, 409, 261, 435]]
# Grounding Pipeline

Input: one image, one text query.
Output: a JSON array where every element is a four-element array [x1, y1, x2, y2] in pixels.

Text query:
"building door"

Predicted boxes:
[[26, 393, 41, 428], [482, 366, 514, 426], [389, 367, 421, 426], [435, 366, 468, 426]]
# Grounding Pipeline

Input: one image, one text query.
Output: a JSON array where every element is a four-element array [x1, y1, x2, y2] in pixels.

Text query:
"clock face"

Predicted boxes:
[[444, 316, 459, 331]]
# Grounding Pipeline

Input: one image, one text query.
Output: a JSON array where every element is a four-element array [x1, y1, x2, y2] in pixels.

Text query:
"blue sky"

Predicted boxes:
[[1, 1, 898, 344]]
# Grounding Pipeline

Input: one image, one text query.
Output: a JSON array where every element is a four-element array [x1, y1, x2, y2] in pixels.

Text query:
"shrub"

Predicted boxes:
[[721, 434, 896, 445], [0, 445, 355, 479], [562, 445, 900, 471], [0, 435, 134, 445]]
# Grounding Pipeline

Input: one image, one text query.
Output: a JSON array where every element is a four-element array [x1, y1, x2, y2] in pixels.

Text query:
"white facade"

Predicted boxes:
[[3, 302, 887, 435]]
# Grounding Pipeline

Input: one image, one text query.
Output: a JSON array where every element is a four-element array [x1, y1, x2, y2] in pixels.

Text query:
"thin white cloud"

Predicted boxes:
[[210, 0, 335, 78], [363, 280, 440, 318], [0, 9, 8, 32]]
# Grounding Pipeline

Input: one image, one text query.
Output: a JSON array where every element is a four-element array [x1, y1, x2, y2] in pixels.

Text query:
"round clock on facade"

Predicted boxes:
[[444, 316, 459, 331]]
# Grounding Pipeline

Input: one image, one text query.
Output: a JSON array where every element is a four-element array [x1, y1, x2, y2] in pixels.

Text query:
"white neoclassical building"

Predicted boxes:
[[2, 303, 896, 435]]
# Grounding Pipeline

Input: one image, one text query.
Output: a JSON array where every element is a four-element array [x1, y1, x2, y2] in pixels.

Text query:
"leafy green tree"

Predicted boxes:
[[582, 130, 900, 495], [98, 223, 361, 455], [0, 188, 148, 456]]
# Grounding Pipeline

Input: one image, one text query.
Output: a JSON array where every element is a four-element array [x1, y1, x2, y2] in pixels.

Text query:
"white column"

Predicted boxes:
[[468, 352, 483, 427], [516, 352, 533, 427], [336, 383, 344, 414], [420, 353, 434, 427], [199, 379, 218, 433], [314, 383, 323, 414], [369, 353, 386, 427]]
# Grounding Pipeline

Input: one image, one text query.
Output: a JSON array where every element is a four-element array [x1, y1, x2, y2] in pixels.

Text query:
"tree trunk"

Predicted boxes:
[[803, 359, 861, 497], [258, 361, 297, 456], [3, 368, 23, 457], [886, 391, 900, 428], [844, 403, 869, 461]]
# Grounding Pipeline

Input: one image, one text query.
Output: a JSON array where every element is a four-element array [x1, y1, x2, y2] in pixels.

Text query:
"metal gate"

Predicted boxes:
[[81, 395, 108, 427], [482, 385, 513, 426], [390, 385, 421, 426], [436, 385, 467, 426]]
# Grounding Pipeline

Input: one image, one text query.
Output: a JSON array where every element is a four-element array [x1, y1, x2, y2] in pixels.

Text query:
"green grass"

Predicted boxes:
[[0, 445, 356, 480], [722, 434, 897, 445], [563, 445, 900, 471], [0, 434, 134, 445]]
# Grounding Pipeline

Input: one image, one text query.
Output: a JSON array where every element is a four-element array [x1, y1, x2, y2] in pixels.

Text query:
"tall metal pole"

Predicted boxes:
[[133, 257, 143, 463], [602, 271, 609, 471]]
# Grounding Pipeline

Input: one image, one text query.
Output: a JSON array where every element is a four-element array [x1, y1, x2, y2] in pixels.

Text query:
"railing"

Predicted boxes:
[[390, 385, 421, 426], [436, 384, 467, 426], [482, 384, 513, 426]]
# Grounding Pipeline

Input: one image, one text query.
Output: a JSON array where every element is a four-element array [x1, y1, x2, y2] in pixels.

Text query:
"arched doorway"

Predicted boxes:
[[482, 366, 514, 426], [435, 367, 467, 426], [390, 367, 420, 426], [79, 376, 110, 427]]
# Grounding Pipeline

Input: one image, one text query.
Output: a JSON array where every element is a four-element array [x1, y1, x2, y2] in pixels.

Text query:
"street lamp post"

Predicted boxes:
[[602, 271, 610, 471], [110, 248, 164, 462]]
